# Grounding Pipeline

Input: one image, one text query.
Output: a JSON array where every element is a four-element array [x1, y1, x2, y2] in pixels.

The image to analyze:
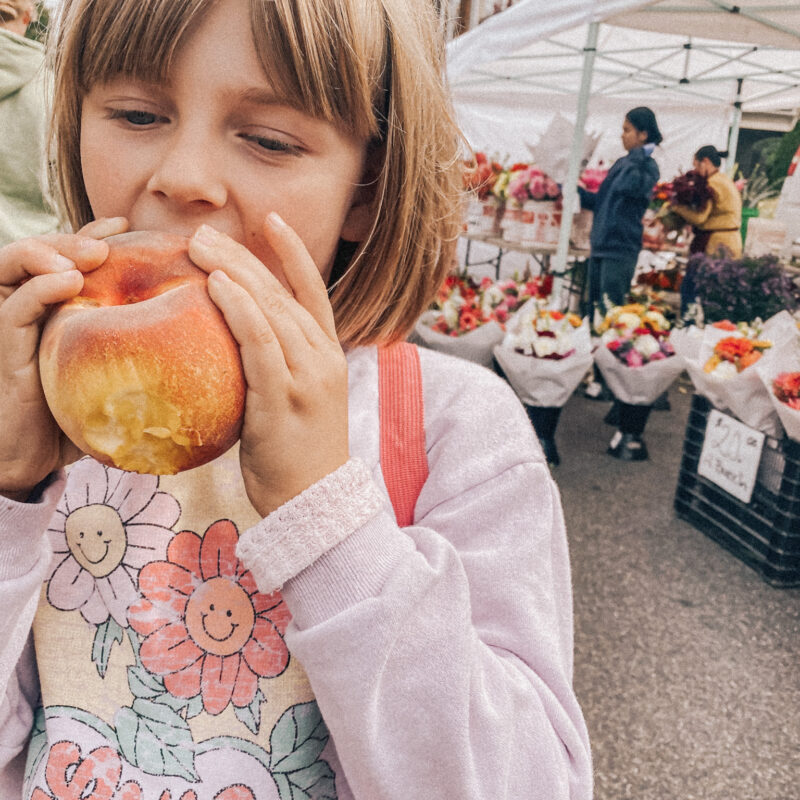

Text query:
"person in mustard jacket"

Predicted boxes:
[[671, 145, 743, 258], [673, 145, 743, 317]]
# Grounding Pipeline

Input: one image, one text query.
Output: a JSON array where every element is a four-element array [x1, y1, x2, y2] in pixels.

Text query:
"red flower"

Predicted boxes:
[[128, 521, 290, 715], [774, 371, 800, 404]]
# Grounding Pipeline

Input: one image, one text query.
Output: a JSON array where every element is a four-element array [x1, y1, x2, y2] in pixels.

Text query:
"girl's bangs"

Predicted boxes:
[[249, 0, 387, 141], [67, 0, 213, 90]]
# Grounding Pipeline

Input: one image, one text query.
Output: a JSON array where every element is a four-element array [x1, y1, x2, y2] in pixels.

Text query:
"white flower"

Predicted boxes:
[[533, 337, 558, 358], [712, 360, 739, 380], [616, 312, 641, 331], [442, 297, 462, 329], [481, 284, 505, 312], [633, 333, 661, 359]]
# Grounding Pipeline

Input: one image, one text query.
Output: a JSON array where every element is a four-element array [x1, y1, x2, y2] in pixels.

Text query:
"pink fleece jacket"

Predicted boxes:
[[0, 345, 592, 799]]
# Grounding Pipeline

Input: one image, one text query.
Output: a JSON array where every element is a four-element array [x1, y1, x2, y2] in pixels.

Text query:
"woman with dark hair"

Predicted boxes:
[[672, 145, 743, 317], [578, 107, 661, 406], [671, 144, 742, 259], [578, 107, 662, 319]]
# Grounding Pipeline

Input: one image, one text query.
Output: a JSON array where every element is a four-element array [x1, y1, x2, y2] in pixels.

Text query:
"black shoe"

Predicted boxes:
[[607, 431, 648, 461], [652, 392, 671, 411], [540, 437, 560, 467]]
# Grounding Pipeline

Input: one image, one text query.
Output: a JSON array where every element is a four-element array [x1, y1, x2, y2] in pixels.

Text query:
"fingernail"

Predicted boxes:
[[209, 269, 230, 283], [53, 255, 75, 271], [193, 224, 220, 246], [78, 238, 109, 253], [266, 211, 286, 229]]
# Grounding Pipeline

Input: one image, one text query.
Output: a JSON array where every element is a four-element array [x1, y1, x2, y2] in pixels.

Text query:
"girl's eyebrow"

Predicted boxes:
[[235, 87, 296, 110]]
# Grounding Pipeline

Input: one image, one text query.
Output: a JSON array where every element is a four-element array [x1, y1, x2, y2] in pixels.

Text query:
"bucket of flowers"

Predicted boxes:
[[505, 166, 563, 245], [463, 152, 505, 235], [592, 301, 686, 460], [493, 301, 592, 465], [753, 325, 800, 442], [675, 313, 799, 437], [413, 269, 546, 368]]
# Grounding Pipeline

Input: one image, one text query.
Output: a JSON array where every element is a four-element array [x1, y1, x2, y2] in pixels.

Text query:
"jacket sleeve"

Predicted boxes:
[[238, 356, 592, 800], [0, 477, 63, 777], [577, 185, 597, 210], [615, 149, 659, 200], [669, 201, 712, 226]]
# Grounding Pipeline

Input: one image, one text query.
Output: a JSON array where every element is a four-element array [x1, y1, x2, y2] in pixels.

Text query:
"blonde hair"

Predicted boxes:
[[47, 0, 464, 347]]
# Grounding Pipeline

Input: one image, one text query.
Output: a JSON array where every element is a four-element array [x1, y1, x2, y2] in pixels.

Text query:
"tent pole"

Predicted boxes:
[[726, 78, 743, 176], [550, 21, 599, 310]]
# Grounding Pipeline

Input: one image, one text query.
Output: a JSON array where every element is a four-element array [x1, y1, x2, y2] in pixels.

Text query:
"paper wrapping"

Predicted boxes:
[[678, 312, 798, 437], [413, 310, 506, 369], [593, 337, 686, 406]]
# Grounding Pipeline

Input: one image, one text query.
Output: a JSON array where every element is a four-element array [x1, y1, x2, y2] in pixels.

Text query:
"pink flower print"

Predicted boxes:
[[46, 458, 179, 627], [128, 520, 291, 716], [31, 741, 142, 800]]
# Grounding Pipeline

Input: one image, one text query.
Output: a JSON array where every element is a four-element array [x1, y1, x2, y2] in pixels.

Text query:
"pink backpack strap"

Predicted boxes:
[[378, 342, 429, 527]]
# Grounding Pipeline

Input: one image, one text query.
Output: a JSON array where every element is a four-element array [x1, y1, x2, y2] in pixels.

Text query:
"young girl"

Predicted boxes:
[[0, 0, 592, 797]]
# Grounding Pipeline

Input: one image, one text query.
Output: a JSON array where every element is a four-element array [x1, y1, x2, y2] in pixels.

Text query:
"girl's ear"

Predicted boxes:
[[340, 144, 383, 243]]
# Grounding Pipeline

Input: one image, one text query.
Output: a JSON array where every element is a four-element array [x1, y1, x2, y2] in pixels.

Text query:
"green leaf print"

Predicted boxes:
[[23, 707, 47, 785], [115, 698, 198, 781], [269, 702, 335, 799], [127, 664, 166, 700], [91, 617, 124, 678], [272, 763, 336, 800], [269, 702, 329, 773], [234, 687, 265, 734]]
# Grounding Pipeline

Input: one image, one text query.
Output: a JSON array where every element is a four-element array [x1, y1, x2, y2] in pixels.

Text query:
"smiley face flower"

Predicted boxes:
[[46, 458, 180, 626], [128, 520, 291, 716]]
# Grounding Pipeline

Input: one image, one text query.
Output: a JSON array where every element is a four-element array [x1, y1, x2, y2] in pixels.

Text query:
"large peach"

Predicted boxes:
[[39, 231, 245, 475]]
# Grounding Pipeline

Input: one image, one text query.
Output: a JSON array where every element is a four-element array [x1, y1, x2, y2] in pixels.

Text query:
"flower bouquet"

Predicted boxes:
[[592, 302, 685, 458], [493, 302, 592, 464], [502, 164, 562, 244], [593, 302, 685, 404], [464, 152, 505, 234], [413, 270, 543, 368], [676, 312, 799, 436], [755, 332, 800, 442]]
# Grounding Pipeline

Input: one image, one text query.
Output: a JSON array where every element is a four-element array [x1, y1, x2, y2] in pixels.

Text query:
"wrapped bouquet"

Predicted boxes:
[[414, 270, 545, 368], [493, 302, 592, 464], [592, 302, 685, 405], [493, 303, 592, 407], [754, 332, 800, 442], [675, 312, 798, 436]]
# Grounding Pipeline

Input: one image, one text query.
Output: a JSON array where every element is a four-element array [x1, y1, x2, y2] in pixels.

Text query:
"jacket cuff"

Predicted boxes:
[[236, 458, 385, 594], [0, 472, 64, 580]]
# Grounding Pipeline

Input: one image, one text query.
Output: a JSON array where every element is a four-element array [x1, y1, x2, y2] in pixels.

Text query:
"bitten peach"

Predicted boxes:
[[39, 231, 245, 475]]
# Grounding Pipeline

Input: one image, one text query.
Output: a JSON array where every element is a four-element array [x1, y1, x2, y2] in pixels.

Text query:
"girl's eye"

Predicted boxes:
[[240, 134, 300, 156], [109, 109, 162, 126]]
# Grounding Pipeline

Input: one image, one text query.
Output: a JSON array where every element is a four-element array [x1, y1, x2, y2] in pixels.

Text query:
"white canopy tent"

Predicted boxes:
[[446, 0, 800, 280]]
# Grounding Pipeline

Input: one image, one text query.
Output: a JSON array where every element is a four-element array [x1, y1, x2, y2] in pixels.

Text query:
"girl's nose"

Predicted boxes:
[[146, 131, 227, 209]]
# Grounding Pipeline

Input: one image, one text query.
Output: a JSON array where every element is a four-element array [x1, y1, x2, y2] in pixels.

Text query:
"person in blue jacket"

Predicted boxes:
[[578, 107, 662, 317]]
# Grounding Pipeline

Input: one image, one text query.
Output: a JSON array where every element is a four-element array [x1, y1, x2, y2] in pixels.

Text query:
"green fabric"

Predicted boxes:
[[0, 28, 58, 245]]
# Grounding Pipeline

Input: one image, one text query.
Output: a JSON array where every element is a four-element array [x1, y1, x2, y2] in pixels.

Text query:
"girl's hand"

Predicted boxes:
[[189, 214, 349, 517], [0, 217, 129, 500]]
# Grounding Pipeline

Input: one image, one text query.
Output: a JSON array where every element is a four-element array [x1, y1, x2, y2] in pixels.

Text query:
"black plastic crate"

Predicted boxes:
[[674, 394, 800, 588]]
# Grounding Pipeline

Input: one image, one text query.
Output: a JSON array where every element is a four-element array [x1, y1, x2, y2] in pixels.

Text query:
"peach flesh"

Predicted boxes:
[[39, 231, 245, 475]]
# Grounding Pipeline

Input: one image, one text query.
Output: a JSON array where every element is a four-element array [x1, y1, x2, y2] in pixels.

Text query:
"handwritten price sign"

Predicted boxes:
[[698, 409, 765, 503]]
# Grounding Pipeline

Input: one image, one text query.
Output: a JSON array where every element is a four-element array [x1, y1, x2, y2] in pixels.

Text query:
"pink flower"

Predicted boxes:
[[128, 520, 290, 716], [46, 459, 178, 627], [529, 175, 546, 200], [625, 349, 644, 367]]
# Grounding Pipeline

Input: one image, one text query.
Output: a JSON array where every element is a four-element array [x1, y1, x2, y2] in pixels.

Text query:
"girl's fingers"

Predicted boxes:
[[262, 212, 338, 341], [77, 216, 129, 240], [0, 234, 109, 286], [207, 270, 289, 388], [189, 227, 325, 359], [1, 270, 84, 370]]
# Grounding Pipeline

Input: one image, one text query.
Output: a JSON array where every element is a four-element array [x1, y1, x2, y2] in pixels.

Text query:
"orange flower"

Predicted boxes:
[[128, 520, 290, 716], [712, 320, 737, 331], [714, 336, 754, 362]]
